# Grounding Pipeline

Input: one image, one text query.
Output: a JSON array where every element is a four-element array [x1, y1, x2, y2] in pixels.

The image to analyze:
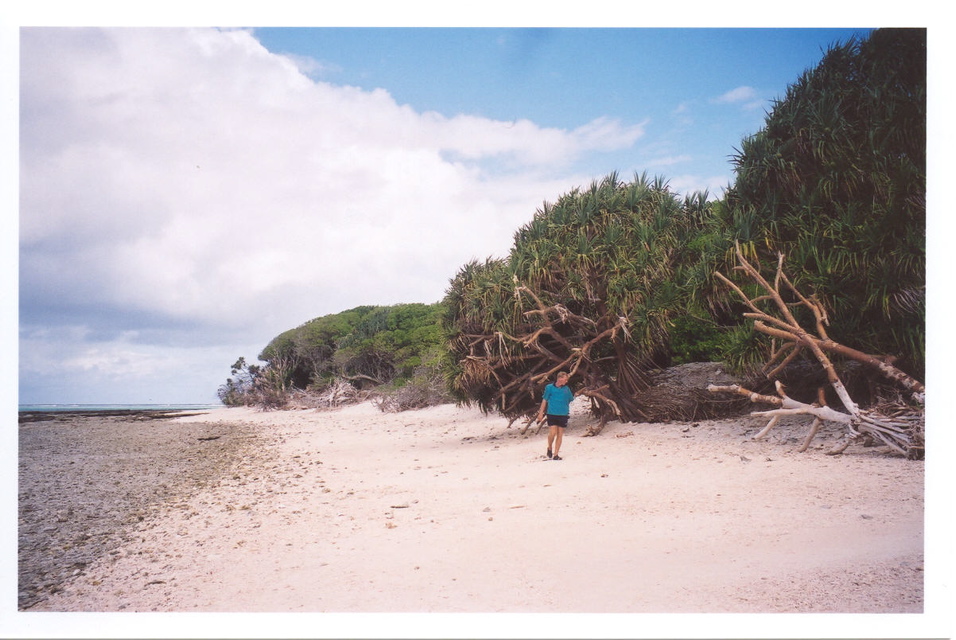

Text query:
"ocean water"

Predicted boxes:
[[18, 403, 223, 412]]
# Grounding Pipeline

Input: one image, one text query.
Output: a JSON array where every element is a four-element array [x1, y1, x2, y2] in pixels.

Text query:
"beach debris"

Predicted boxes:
[[708, 243, 924, 458]]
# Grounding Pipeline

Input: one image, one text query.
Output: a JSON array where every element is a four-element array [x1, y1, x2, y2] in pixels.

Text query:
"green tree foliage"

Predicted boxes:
[[217, 357, 260, 406], [216, 356, 289, 409], [258, 302, 446, 392], [259, 306, 375, 389], [443, 172, 724, 423], [722, 28, 926, 378], [335, 303, 446, 384]]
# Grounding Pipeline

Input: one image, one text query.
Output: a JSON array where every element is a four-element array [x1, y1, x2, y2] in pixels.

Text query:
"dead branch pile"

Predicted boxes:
[[285, 380, 372, 410], [708, 244, 924, 458], [633, 362, 753, 422], [374, 376, 452, 413]]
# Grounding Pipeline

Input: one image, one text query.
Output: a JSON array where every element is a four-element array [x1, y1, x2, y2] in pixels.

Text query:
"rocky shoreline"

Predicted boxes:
[[17, 410, 261, 610]]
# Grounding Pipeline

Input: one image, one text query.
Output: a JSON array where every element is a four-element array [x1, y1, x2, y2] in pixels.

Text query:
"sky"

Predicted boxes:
[[2, 14, 924, 407]]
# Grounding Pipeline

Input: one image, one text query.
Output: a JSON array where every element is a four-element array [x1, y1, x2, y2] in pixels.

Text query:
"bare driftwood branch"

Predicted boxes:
[[708, 244, 924, 458]]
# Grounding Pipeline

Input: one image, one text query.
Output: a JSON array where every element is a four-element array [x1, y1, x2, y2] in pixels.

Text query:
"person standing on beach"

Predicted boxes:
[[537, 371, 574, 460]]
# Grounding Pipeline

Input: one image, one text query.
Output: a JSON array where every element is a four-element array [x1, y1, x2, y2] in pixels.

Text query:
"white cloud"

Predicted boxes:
[[570, 116, 647, 151], [19, 27, 645, 402], [713, 85, 758, 104], [283, 53, 342, 79], [19, 327, 257, 404], [648, 154, 693, 167], [21, 28, 630, 321], [712, 85, 765, 111]]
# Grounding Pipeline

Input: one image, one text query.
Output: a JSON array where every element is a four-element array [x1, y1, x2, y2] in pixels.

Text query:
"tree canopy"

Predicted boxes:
[[722, 28, 926, 378], [256, 302, 446, 391]]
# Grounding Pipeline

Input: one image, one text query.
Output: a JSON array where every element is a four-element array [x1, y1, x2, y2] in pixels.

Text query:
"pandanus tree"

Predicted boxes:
[[443, 172, 718, 432], [442, 30, 925, 434], [706, 29, 926, 456], [721, 28, 926, 380]]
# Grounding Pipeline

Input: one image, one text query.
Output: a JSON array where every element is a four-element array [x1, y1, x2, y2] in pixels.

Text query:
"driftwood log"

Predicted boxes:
[[708, 244, 924, 458]]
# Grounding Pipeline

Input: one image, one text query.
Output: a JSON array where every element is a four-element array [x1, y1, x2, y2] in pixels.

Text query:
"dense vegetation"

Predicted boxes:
[[722, 28, 926, 378], [218, 303, 449, 408], [442, 174, 727, 424], [259, 303, 444, 387], [221, 28, 925, 420]]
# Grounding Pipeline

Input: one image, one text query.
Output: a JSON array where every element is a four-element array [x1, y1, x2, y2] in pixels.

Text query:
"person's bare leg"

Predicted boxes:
[[552, 427, 564, 458], [547, 425, 557, 457]]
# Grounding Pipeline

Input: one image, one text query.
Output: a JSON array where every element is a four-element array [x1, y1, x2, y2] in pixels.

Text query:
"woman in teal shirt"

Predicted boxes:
[[536, 371, 574, 460]]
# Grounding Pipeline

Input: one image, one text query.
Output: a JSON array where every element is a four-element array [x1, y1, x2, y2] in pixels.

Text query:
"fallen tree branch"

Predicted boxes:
[[708, 244, 924, 458]]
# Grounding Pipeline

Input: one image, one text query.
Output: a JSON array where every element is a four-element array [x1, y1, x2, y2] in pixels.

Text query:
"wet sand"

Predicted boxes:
[[17, 409, 261, 610]]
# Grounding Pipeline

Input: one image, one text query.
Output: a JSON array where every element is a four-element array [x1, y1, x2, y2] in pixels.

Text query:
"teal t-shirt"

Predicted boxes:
[[543, 383, 574, 416]]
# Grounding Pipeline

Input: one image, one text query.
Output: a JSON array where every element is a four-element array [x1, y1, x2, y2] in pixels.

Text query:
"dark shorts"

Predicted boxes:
[[546, 414, 569, 428]]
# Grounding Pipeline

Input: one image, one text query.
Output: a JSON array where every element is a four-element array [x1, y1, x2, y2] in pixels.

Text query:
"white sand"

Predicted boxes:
[[25, 400, 930, 635]]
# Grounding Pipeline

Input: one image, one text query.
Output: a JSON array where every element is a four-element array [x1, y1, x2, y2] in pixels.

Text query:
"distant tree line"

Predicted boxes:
[[220, 28, 925, 425], [218, 303, 451, 409]]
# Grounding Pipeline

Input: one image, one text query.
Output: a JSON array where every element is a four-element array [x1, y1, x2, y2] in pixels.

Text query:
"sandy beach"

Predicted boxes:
[[16, 400, 933, 636]]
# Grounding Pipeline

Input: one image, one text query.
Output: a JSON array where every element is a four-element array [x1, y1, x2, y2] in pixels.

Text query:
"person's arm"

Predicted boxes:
[[537, 397, 548, 422]]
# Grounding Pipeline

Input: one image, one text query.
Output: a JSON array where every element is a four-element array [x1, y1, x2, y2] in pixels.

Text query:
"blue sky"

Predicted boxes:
[[7, 21, 924, 407], [254, 27, 866, 188]]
